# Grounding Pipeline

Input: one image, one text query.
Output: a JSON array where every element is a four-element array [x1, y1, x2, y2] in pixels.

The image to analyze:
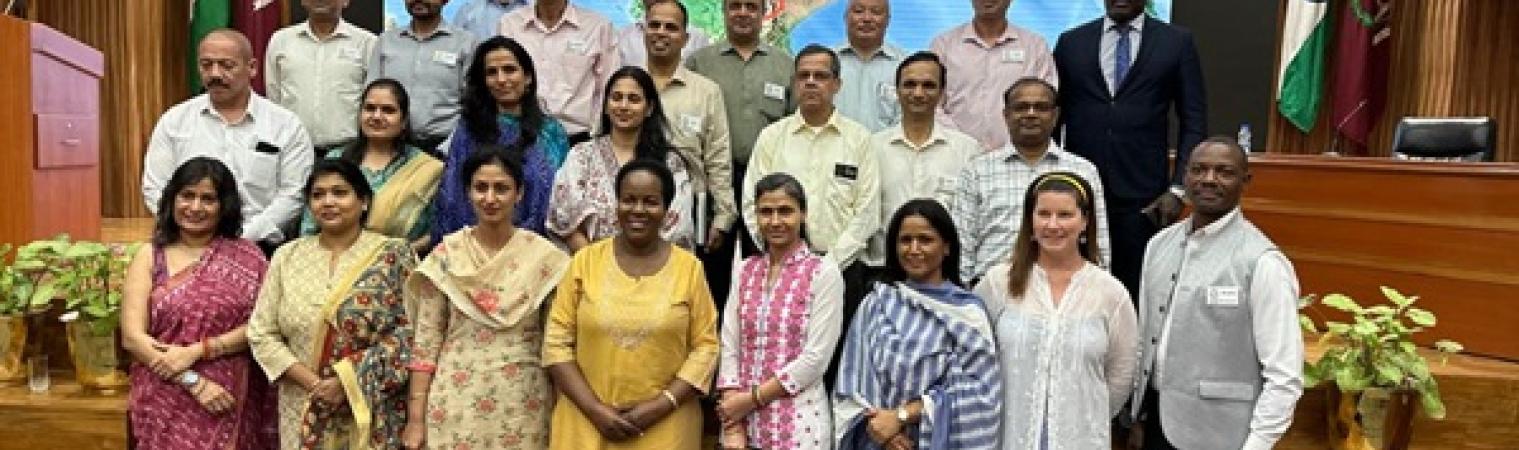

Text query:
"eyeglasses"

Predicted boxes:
[[1008, 102, 1056, 113]]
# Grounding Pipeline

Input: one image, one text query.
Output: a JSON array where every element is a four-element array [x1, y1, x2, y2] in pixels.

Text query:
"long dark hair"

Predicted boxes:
[[596, 66, 676, 164], [1005, 171, 1101, 297], [339, 79, 415, 164], [883, 199, 964, 287], [462, 36, 544, 153], [153, 157, 244, 246]]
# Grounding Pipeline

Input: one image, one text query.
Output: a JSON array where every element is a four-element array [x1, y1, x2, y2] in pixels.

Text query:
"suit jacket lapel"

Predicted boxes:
[[1081, 19, 1112, 101], [1116, 16, 1162, 97]]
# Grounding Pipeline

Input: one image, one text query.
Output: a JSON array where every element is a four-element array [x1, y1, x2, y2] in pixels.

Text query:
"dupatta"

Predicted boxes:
[[299, 239, 415, 450], [365, 152, 443, 239], [834, 282, 1004, 450]]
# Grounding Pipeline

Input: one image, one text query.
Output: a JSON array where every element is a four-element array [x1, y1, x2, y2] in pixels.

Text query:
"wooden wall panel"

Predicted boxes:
[[32, 0, 189, 219], [1244, 154, 1519, 360], [1266, 0, 1519, 162]]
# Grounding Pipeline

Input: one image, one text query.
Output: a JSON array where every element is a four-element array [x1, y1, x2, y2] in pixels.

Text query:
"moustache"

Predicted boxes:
[[204, 79, 229, 89]]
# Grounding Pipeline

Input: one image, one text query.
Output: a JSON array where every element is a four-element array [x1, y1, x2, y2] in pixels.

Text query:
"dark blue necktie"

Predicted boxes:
[[1114, 23, 1133, 90]]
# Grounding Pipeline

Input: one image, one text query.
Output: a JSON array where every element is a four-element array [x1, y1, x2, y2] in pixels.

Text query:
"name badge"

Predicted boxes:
[[763, 82, 786, 101], [1207, 286, 1241, 306], [340, 46, 364, 61], [834, 163, 859, 181], [681, 114, 704, 133], [877, 82, 896, 100], [568, 39, 588, 55], [432, 50, 459, 66], [1003, 49, 1026, 64]]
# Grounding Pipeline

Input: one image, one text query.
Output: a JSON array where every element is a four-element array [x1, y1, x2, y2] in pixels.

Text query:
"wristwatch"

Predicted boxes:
[[896, 407, 910, 423], [178, 370, 201, 388]]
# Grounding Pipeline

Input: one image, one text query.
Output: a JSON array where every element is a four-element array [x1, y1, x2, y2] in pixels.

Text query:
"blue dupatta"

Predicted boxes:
[[834, 281, 1003, 450]]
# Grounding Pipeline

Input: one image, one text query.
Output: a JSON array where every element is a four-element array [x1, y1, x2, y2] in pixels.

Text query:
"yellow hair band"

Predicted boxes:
[[1036, 173, 1089, 202]]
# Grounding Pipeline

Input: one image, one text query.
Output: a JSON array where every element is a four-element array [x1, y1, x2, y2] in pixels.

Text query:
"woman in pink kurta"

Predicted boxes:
[[122, 157, 277, 450], [716, 173, 844, 450]]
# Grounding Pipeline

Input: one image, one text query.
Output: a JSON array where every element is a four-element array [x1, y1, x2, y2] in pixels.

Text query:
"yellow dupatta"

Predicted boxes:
[[307, 241, 387, 450], [366, 153, 444, 238], [408, 227, 570, 330]]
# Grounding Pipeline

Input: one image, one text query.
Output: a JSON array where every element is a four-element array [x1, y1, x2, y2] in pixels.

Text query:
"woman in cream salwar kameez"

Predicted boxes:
[[400, 149, 572, 449]]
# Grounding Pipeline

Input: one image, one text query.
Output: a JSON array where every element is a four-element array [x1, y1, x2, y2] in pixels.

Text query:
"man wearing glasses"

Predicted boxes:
[[952, 77, 1110, 285]]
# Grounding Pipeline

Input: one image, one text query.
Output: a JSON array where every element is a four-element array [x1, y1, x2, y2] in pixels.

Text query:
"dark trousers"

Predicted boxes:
[[1107, 196, 1161, 303], [704, 161, 761, 316], [823, 260, 870, 389], [1140, 384, 1179, 450]]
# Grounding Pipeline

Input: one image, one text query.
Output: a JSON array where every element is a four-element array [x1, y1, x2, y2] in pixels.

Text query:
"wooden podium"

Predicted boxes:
[[0, 16, 104, 247]]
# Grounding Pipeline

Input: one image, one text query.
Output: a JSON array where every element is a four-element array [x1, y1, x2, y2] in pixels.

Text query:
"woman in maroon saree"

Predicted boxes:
[[122, 157, 277, 449]]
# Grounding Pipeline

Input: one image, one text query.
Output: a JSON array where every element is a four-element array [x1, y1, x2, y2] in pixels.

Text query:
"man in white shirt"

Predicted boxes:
[[265, 0, 376, 152], [743, 45, 878, 386], [867, 52, 977, 279], [142, 30, 315, 252], [1129, 138, 1303, 450], [952, 78, 1110, 284], [451, 0, 528, 39]]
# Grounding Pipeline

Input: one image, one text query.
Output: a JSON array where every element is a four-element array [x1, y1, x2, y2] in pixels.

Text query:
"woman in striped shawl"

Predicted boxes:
[[834, 199, 1003, 450]]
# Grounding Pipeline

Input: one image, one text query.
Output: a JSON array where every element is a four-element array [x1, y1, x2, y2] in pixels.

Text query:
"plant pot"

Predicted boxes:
[[1326, 388, 1419, 450], [65, 321, 126, 394], [0, 315, 25, 384]]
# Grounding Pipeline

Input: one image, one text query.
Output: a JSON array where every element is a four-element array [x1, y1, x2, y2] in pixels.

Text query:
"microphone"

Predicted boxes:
[[1328, 100, 1368, 156]]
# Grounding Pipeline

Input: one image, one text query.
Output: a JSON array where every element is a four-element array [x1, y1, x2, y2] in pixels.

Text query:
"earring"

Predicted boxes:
[[1079, 235, 1088, 244]]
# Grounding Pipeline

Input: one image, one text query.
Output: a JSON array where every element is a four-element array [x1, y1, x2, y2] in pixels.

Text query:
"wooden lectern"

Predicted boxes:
[[0, 15, 104, 247]]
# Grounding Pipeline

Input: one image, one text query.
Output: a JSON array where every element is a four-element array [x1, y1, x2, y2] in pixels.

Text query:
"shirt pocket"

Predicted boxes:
[[233, 148, 281, 192]]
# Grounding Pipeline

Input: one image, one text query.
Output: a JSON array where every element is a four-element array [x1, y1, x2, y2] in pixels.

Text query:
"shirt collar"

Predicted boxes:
[[887, 122, 951, 150], [196, 92, 268, 125], [959, 21, 1020, 46], [298, 20, 357, 41], [1103, 15, 1146, 33], [667, 66, 696, 87], [998, 139, 1066, 164], [400, 21, 462, 39], [787, 110, 844, 135], [1187, 207, 1243, 237], [836, 42, 904, 61], [526, 4, 584, 31], [719, 41, 774, 57]]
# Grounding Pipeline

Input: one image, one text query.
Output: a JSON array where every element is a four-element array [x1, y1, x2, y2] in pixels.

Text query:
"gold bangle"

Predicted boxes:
[[661, 389, 680, 410]]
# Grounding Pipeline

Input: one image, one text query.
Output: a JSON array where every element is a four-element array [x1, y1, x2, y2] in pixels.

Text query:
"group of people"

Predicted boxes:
[[125, 0, 1303, 449]]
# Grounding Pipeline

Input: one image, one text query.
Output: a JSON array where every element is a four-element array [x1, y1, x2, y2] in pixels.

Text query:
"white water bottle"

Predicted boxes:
[[1238, 123, 1253, 152]]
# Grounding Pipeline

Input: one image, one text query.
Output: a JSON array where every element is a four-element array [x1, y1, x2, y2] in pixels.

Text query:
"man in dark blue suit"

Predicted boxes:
[[1053, 0, 1206, 299]]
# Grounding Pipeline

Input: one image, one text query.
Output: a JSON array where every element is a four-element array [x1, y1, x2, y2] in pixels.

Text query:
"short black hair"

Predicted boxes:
[[304, 158, 375, 226], [1194, 135, 1251, 171], [460, 144, 527, 191], [615, 158, 677, 207], [883, 199, 964, 287], [153, 157, 244, 246], [1002, 76, 1058, 110], [795, 44, 841, 77], [895, 51, 946, 87], [646, 0, 690, 28]]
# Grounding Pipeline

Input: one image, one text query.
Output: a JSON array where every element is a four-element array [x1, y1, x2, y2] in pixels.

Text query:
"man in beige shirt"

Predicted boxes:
[[743, 45, 879, 386], [265, 0, 376, 152], [499, 0, 619, 146]]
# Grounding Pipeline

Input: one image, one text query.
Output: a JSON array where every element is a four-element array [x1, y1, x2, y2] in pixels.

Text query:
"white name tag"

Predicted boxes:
[[340, 46, 364, 61], [568, 39, 588, 55], [763, 82, 785, 101], [431, 50, 459, 66], [1004, 49, 1026, 64], [681, 114, 704, 133], [877, 82, 897, 100], [1207, 286, 1241, 306]]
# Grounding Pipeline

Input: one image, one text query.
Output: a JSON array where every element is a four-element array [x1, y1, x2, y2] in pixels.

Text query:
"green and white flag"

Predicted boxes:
[[1276, 0, 1331, 132]]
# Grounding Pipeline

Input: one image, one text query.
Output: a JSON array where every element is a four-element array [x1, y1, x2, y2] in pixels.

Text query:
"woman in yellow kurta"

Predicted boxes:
[[543, 158, 720, 449], [249, 159, 417, 450]]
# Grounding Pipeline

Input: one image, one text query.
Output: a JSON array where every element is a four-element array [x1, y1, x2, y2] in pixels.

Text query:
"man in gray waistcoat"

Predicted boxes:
[[1128, 137, 1304, 450]]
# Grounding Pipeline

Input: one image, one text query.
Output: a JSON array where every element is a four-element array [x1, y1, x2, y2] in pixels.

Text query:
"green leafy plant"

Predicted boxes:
[[1299, 286, 1463, 419], [12, 235, 138, 334]]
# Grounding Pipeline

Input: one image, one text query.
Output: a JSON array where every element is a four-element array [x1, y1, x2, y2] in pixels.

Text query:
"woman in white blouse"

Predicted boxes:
[[715, 173, 844, 450], [973, 171, 1138, 449]]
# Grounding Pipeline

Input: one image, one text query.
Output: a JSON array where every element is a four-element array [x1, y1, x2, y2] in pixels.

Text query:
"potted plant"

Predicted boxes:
[[0, 244, 39, 384], [1299, 286, 1463, 450], [20, 235, 139, 393]]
